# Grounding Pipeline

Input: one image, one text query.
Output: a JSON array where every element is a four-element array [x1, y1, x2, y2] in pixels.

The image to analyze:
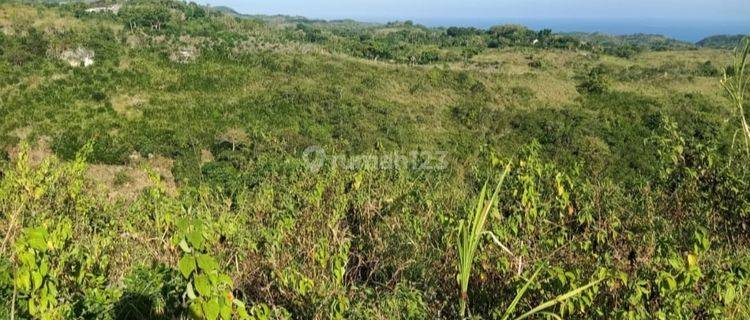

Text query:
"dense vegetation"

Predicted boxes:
[[698, 35, 750, 49], [1, 1, 749, 319]]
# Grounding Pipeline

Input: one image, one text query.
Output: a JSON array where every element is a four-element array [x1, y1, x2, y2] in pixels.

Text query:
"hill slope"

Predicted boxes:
[[0, 1, 749, 319], [697, 34, 749, 48]]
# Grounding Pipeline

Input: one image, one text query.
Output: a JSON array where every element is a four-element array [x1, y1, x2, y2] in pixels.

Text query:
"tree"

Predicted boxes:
[[489, 24, 535, 45], [537, 29, 552, 42], [184, 2, 207, 20], [119, 2, 172, 30], [217, 128, 250, 151], [447, 27, 482, 37]]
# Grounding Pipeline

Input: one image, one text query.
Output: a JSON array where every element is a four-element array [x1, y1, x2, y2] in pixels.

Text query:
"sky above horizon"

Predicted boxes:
[[199, 0, 749, 21]]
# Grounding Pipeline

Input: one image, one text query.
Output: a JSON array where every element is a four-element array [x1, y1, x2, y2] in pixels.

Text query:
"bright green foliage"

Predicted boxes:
[[13, 222, 72, 319], [175, 218, 250, 320]]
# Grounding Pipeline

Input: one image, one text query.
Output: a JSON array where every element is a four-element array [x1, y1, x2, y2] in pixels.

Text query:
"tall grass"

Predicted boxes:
[[456, 164, 604, 319], [721, 37, 750, 154], [456, 164, 511, 318]]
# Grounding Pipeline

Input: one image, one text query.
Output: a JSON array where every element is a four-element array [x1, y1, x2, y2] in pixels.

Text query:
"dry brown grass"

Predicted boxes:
[[0, 4, 83, 34], [635, 49, 733, 68], [86, 154, 177, 201], [5, 136, 55, 166]]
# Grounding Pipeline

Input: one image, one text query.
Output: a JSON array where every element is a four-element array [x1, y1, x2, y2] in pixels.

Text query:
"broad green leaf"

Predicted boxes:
[[32, 271, 43, 291], [179, 239, 193, 253], [725, 285, 736, 305], [47, 281, 57, 296], [664, 275, 676, 291], [16, 269, 31, 291], [220, 301, 232, 320], [189, 301, 203, 317], [186, 282, 198, 300], [220, 274, 233, 287], [187, 231, 204, 250], [197, 254, 218, 272], [195, 273, 211, 296], [29, 298, 38, 315], [178, 255, 196, 278], [204, 298, 220, 320], [19, 251, 35, 266], [28, 229, 48, 251], [39, 260, 49, 277]]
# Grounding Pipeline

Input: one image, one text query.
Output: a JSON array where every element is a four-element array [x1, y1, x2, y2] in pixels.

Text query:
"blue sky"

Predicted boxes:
[[200, 0, 749, 21]]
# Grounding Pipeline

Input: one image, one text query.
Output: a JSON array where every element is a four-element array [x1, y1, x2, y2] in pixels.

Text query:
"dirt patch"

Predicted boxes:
[[5, 136, 55, 166], [4, 136, 177, 201], [200, 149, 214, 164], [86, 155, 177, 201], [10, 126, 32, 140]]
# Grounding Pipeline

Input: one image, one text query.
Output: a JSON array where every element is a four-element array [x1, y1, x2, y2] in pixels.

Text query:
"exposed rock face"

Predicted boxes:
[[60, 47, 95, 67], [84, 4, 122, 14], [169, 47, 198, 63]]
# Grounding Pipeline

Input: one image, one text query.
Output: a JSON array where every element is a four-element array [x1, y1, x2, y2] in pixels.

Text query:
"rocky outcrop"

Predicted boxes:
[[60, 47, 95, 67]]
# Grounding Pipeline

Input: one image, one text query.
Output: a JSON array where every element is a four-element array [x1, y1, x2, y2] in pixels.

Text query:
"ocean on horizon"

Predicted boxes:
[[344, 17, 750, 43]]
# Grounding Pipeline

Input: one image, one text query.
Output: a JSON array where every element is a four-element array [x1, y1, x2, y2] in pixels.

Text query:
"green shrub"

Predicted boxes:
[[696, 61, 720, 77], [175, 217, 250, 319], [13, 223, 74, 319], [116, 265, 186, 319], [576, 67, 609, 95], [604, 44, 642, 58]]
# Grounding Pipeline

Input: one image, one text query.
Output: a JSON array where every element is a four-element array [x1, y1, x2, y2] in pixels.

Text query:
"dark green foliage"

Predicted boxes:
[[52, 127, 132, 164], [0, 148, 8, 164], [172, 147, 202, 185], [447, 26, 484, 37], [577, 67, 610, 95], [697, 60, 721, 77], [567, 32, 693, 53], [116, 265, 187, 320], [295, 23, 328, 43], [697, 34, 749, 48], [120, 0, 174, 30], [604, 43, 642, 58], [489, 24, 537, 46], [1, 28, 48, 65]]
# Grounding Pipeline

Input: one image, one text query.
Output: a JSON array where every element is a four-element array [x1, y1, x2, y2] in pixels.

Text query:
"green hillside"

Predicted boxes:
[[698, 34, 750, 48], [0, 1, 749, 319]]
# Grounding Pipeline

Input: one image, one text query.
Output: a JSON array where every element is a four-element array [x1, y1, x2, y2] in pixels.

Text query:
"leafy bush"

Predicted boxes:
[[577, 67, 610, 95], [14, 223, 74, 319], [116, 265, 186, 319], [176, 218, 250, 319], [696, 61, 720, 77], [604, 44, 642, 58]]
